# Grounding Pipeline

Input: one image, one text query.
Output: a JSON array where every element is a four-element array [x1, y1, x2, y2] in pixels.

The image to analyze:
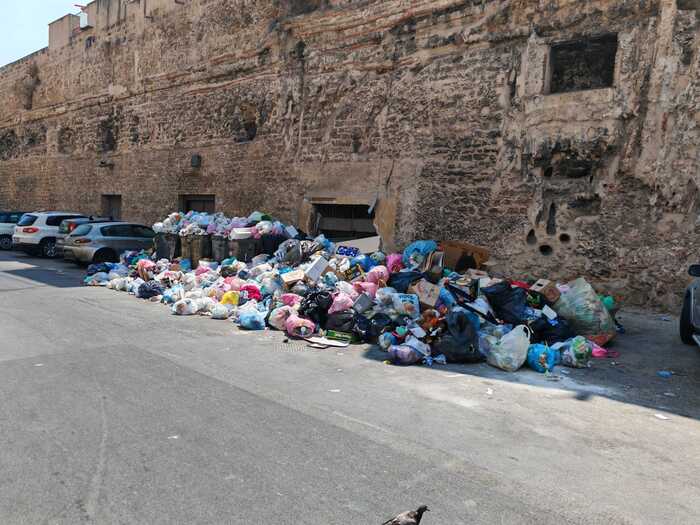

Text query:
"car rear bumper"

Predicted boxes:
[[63, 245, 98, 263], [12, 241, 39, 252], [12, 235, 40, 247]]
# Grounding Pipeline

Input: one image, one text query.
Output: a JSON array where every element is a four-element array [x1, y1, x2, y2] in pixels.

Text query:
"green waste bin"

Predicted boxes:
[[190, 235, 212, 269], [211, 235, 228, 262]]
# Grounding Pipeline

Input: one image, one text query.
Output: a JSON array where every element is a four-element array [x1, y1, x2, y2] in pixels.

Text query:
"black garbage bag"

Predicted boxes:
[[353, 313, 393, 343], [481, 281, 528, 325], [261, 234, 287, 256], [433, 308, 483, 363], [529, 317, 575, 345], [299, 289, 333, 328], [387, 271, 425, 293], [87, 262, 111, 276], [291, 281, 310, 297], [137, 281, 164, 299], [275, 239, 303, 266], [325, 310, 356, 333]]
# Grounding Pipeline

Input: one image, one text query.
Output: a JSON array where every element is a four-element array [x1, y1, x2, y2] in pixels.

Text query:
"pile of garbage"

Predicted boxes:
[[85, 211, 622, 374]]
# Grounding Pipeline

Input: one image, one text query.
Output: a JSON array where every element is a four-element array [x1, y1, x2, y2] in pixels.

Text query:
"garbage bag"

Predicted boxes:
[[560, 336, 593, 368], [280, 293, 302, 307], [366, 265, 389, 285], [275, 239, 303, 266], [388, 345, 423, 366], [86, 263, 112, 276], [553, 278, 616, 345], [239, 309, 267, 330], [221, 291, 240, 306], [210, 304, 232, 320], [386, 253, 404, 273], [387, 271, 425, 293], [349, 255, 376, 272], [240, 284, 262, 302], [527, 344, 558, 373], [285, 314, 315, 338], [335, 280, 359, 300], [402, 240, 438, 268], [291, 281, 310, 297], [481, 281, 528, 325], [353, 281, 378, 299], [353, 313, 393, 343], [486, 325, 531, 372], [528, 317, 574, 345], [299, 290, 333, 328], [137, 281, 164, 299], [325, 310, 357, 332], [172, 298, 200, 316], [328, 292, 355, 315], [433, 307, 482, 363], [269, 306, 295, 331]]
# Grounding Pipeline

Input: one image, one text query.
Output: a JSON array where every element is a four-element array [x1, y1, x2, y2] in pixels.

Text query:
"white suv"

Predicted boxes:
[[13, 212, 87, 258]]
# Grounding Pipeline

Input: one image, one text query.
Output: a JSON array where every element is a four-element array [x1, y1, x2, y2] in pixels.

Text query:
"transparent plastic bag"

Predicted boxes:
[[486, 325, 531, 372], [553, 278, 616, 345]]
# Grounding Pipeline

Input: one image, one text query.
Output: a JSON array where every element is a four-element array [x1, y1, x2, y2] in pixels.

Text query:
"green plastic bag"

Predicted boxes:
[[554, 278, 616, 345]]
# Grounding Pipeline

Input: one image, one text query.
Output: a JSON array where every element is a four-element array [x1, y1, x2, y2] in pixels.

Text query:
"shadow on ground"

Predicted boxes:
[[363, 309, 700, 421]]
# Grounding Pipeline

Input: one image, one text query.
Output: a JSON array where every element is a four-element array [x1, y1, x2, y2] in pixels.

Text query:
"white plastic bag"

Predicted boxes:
[[486, 325, 531, 372]]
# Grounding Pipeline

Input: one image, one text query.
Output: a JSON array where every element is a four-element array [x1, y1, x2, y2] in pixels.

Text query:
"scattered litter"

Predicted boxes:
[[33, 363, 44, 367], [660, 316, 671, 322], [168, 435, 180, 440], [329, 389, 341, 393], [486, 388, 494, 396], [657, 370, 674, 379], [663, 392, 677, 397], [654, 414, 670, 421]]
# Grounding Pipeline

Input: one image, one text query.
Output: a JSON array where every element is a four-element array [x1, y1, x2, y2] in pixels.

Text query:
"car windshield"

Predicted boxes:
[[17, 214, 37, 226], [71, 224, 93, 237]]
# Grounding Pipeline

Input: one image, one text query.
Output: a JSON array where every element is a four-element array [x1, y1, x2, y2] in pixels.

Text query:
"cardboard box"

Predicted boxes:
[[304, 256, 330, 282], [440, 241, 490, 271], [281, 269, 305, 287], [408, 278, 441, 308], [530, 279, 561, 304]]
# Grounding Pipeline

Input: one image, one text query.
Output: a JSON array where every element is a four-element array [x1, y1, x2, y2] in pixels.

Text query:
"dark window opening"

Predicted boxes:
[[314, 204, 377, 242], [179, 194, 215, 214], [549, 34, 618, 94], [539, 245, 554, 256], [101, 194, 122, 220]]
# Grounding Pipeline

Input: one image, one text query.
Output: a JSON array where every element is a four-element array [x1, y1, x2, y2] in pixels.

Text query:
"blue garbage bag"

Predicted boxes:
[[238, 309, 266, 330], [402, 240, 438, 267], [527, 344, 558, 373]]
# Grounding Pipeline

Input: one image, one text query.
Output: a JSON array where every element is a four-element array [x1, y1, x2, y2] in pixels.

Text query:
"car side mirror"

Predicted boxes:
[[689, 264, 700, 277]]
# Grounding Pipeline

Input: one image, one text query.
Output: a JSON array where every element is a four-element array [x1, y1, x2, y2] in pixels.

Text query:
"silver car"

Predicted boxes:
[[63, 222, 155, 264]]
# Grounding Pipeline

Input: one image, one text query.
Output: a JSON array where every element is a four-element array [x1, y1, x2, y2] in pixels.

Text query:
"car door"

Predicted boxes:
[[130, 225, 156, 251], [100, 224, 133, 255]]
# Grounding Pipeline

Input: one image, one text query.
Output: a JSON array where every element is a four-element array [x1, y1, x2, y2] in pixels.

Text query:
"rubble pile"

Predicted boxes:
[[85, 211, 621, 373]]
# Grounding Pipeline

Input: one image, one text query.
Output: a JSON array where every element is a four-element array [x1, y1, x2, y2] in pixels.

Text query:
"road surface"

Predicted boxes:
[[1, 251, 699, 524]]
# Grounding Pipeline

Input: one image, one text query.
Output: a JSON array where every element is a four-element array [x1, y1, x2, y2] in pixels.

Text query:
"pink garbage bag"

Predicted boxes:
[[386, 254, 404, 274], [285, 315, 315, 338], [354, 281, 378, 299], [281, 293, 303, 307], [328, 292, 354, 314], [366, 265, 389, 285]]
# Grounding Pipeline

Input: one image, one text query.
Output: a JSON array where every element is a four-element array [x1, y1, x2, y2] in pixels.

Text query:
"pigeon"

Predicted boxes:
[[382, 505, 430, 525]]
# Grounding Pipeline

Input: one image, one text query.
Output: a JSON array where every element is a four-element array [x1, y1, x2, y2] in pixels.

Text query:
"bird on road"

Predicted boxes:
[[382, 505, 430, 525]]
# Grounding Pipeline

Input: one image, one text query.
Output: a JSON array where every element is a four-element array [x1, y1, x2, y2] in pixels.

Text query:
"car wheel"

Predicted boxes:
[[40, 239, 57, 258], [680, 291, 695, 345], [0, 235, 12, 250], [93, 249, 117, 264]]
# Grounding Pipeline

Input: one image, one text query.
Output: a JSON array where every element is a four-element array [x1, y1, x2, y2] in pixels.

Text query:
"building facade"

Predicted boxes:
[[0, 0, 699, 308]]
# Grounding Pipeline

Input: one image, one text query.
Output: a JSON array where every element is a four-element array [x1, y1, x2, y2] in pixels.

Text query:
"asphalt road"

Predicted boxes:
[[1, 251, 699, 524]]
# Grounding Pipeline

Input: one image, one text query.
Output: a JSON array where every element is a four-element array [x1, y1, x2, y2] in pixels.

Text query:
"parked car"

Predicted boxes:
[[680, 264, 700, 345], [62, 222, 156, 264], [0, 211, 27, 250], [56, 216, 113, 256], [13, 212, 88, 258]]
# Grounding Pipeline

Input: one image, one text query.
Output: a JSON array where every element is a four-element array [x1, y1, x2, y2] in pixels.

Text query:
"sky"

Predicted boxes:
[[1, 1, 82, 67]]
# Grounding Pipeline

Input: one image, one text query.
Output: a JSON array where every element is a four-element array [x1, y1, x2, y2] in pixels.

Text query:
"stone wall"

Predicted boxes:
[[0, 0, 698, 309]]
